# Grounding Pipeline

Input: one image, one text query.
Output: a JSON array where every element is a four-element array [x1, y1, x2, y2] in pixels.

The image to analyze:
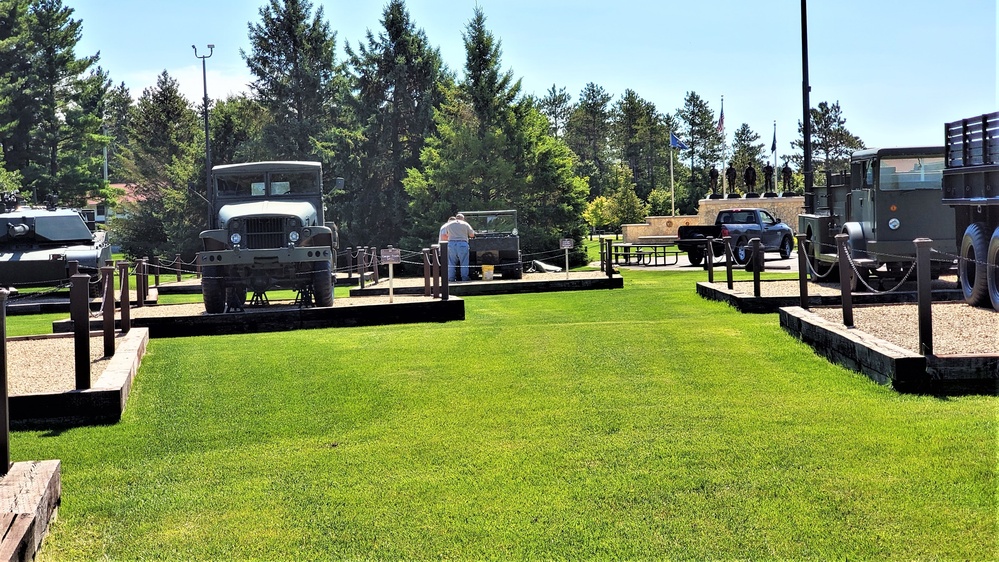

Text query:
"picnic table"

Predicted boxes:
[[611, 238, 681, 266]]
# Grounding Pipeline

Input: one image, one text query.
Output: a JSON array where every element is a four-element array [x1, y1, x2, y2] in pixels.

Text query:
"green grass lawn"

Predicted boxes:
[[12, 269, 996, 560]]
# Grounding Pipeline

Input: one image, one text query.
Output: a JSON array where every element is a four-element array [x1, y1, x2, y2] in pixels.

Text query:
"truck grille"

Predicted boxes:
[[244, 218, 285, 249]]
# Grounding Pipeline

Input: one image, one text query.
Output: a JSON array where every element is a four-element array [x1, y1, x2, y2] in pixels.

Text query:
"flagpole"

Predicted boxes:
[[773, 120, 778, 171], [670, 144, 675, 217], [719, 95, 726, 196]]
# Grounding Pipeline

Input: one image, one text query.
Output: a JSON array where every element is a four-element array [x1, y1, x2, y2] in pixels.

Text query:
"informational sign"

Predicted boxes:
[[380, 247, 402, 264], [380, 246, 401, 303], [559, 238, 575, 249]]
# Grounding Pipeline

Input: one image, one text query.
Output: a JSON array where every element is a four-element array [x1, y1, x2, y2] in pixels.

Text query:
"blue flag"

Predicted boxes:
[[670, 132, 688, 150]]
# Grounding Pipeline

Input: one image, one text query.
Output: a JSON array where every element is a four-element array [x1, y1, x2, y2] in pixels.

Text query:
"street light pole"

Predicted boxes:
[[800, 1, 813, 204], [193, 44, 214, 226]]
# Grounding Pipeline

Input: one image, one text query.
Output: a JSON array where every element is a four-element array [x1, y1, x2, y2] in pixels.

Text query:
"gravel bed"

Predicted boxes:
[[8, 335, 118, 396], [713, 277, 997, 356]]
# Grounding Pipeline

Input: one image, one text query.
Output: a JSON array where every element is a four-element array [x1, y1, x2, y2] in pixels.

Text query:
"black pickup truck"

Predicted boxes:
[[676, 208, 794, 265]]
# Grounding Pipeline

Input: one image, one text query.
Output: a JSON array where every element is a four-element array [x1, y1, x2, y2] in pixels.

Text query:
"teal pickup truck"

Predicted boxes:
[[676, 208, 795, 265]]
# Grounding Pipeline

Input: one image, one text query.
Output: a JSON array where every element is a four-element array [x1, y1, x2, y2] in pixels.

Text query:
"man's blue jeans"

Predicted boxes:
[[448, 240, 470, 281]]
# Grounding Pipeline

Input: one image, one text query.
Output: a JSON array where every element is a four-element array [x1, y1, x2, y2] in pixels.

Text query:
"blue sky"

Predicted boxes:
[[70, 0, 997, 159]]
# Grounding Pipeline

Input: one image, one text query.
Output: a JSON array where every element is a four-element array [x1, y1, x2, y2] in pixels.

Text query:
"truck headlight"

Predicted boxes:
[[289, 231, 300, 242], [230, 233, 242, 244]]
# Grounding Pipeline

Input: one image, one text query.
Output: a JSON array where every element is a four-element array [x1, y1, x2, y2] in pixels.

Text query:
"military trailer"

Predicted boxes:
[[798, 146, 955, 289], [941, 111, 999, 309], [0, 201, 111, 291], [459, 209, 523, 279], [198, 161, 338, 313]]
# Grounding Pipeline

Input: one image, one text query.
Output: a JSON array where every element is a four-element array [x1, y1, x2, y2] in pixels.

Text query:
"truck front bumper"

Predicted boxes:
[[199, 245, 332, 267]]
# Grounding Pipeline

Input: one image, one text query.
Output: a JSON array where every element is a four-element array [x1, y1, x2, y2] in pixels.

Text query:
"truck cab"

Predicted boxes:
[[798, 147, 955, 286], [198, 161, 338, 313]]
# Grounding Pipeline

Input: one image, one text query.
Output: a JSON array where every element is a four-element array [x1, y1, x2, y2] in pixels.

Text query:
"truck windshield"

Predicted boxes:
[[878, 156, 944, 191], [216, 171, 320, 197], [464, 213, 517, 234]]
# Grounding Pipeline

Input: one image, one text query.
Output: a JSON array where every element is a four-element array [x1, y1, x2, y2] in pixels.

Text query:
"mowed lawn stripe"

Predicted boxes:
[[12, 269, 995, 560]]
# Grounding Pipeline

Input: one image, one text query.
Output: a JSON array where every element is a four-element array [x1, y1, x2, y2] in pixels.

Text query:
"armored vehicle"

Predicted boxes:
[[198, 161, 338, 313], [459, 209, 523, 279], [798, 146, 956, 289], [0, 202, 111, 290]]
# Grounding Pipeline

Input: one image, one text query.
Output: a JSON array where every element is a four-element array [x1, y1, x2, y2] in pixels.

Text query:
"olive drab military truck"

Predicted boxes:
[[459, 209, 523, 279], [941, 111, 999, 309], [198, 161, 338, 313], [798, 146, 956, 290]]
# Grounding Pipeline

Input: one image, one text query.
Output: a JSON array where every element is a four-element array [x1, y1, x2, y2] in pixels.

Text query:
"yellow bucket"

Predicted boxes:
[[481, 264, 495, 280]]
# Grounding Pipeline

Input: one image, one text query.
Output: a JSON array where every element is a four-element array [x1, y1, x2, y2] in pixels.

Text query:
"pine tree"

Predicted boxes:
[[792, 100, 866, 181], [243, 0, 346, 160], [114, 72, 202, 259], [729, 123, 766, 193], [675, 91, 724, 201], [0, 0, 33, 195], [209, 94, 268, 166], [403, 8, 587, 255], [462, 7, 519, 131], [612, 89, 672, 201], [539, 84, 572, 139], [342, 0, 444, 248], [564, 82, 613, 198], [27, 0, 101, 205]]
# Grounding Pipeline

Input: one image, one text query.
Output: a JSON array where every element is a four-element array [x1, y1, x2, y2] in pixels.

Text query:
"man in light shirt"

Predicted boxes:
[[444, 213, 475, 282], [439, 216, 455, 243]]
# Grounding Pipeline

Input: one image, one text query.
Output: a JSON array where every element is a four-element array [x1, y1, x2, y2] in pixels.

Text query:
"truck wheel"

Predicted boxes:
[[987, 228, 999, 311], [779, 236, 793, 260], [312, 260, 334, 307], [202, 265, 226, 314], [733, 238, 749, 265], [687, 249, 704, 266], [960, 222, 989, 306]]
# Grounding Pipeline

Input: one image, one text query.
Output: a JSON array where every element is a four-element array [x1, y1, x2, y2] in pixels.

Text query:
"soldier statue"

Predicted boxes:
[[763, 162, 775, 192], [709, 166, 719, 194], [744, 164, 758, 193], [725, 163, 737, 192], [782, 162, 793, 192]]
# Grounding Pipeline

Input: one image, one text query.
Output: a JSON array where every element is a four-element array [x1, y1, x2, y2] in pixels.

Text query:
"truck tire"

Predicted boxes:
[[779, 236, 794, 260], [687, 248, 704, 266], [202, 265, 226, 314], [733, 238, 749, 265], [960, 222, 989, 306], [312, 260, 334, 307], [987, 227, 999, 311]]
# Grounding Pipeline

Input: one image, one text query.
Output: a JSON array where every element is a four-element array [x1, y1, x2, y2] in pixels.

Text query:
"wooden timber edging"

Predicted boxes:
[[53, 297, 466, 338], [696, 281, 965, 314], [779, 306, 926, 388], [779, 306, 999, 393], [9, 328, 149, 426], [0, 460, 61, 562], [351, 275, 624, 297]]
